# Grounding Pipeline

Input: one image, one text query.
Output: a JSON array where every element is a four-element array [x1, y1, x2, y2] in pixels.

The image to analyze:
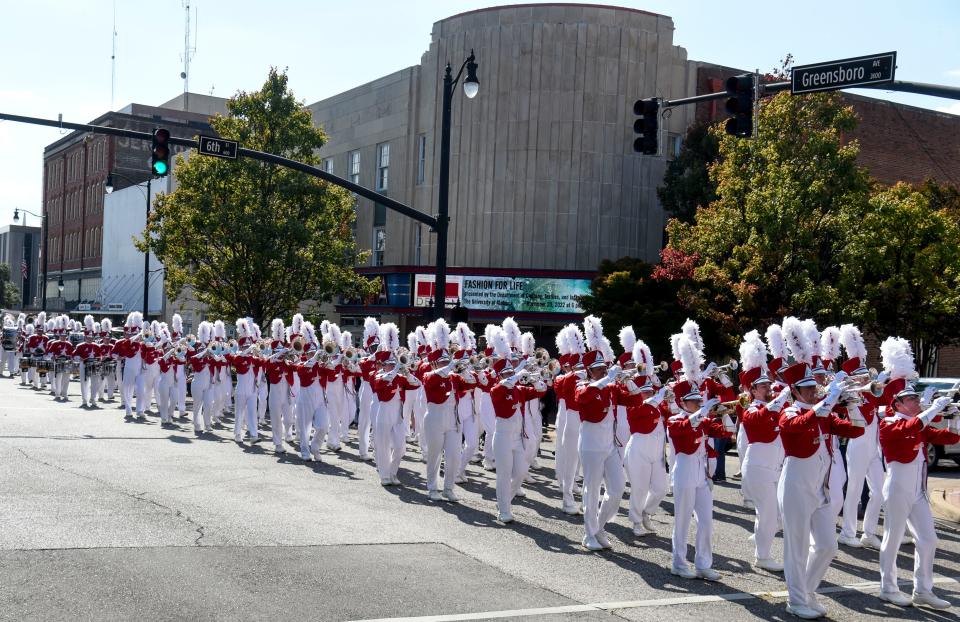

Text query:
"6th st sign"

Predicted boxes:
[[791, 52, 896, 95], [197, 135, 239, 159]]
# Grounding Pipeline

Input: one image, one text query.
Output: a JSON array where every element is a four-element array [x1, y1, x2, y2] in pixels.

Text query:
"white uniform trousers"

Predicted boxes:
[[494, 414, 527, 517], [423, 400, 460, 494], [54, 368, 69, 399], [233, 374, 258, 442], [191, 372, 211, 431], [121, 356, 141, 417], [295, 384, 328, 460], [256, 376, 268, 423], [524, 398, 543, 467], [137, 363, 159, 414], [325, 381, 345, 448], [578, 418, 625, 539], [156, 370, 176, 423], [623, 428, 668, 526], [175, 367, 187, 416], [778, 446, 837, 608], [556, 403, 581, 509], [402, 385, 415, 438], [672, 447, 715, 571], [477, 391, 496, 466], [374, 395, 406, 482], [413, 386, 427, 449], [614, 405, 630, 462], [3, 350, 16, 376], [79, 363, 101, 406], [880, 454, 939, 596], [458, 396, 479, 478], [741, 440, 784, 562], [357, 381, 374, 458], [267, 380, 290, 450], [827, 437, 846, 519], [840, 420, 884, 539], [736, 423, 749, 481]]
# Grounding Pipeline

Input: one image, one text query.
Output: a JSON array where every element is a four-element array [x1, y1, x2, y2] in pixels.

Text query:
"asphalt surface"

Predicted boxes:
[[1, 374, 959, 621]]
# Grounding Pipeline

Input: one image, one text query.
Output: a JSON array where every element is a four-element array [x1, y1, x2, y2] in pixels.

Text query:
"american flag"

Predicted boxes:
[[20, 259, 28, 279]]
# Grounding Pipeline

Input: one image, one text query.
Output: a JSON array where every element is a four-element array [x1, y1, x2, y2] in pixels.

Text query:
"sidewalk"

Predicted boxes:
[[929, 475, 960, 523]]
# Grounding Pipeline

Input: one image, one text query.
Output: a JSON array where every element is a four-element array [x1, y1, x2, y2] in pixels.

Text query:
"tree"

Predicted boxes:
[[665, 90, 871, 347], [577, 253, 725, 360], [838, 182, 960, 374], [0, 263, 22, 309], [656, 123, 719, 223], [143, 68, 377, 326]]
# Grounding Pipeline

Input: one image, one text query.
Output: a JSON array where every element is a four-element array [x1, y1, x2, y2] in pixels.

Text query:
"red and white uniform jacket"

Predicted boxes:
[[490, 382, 545, 419], [779, 402, 864, 460], [371, 372, 419, 403], [880, 411, 960, 501], [740, 399, 785, 470], [46, 339, 75, 359], [73, 342, 101, 362]]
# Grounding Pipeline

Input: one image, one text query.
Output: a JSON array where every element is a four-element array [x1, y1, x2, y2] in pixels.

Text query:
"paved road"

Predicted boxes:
[[1, 376, 958, 621]]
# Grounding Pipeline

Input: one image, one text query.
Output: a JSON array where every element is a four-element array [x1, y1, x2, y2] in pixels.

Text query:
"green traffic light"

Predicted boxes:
[[153, 161, 168, 175]]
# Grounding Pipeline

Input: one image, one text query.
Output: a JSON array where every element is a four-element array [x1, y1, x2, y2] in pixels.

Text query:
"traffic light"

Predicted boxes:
[[151, 128, 171, 176], [632, 97, 660, 155], [724, 74, 754, 137]]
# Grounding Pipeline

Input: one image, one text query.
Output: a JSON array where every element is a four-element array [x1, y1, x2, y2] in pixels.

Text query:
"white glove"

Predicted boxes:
[[718, 373, 733, 388], [920, 385, 937, 408], [918, 396, 952, 426], [693, 398, 719, 422], [875, 371, 890, 384], [645, 386, 667, 407], [477, 372, 489, 386], [702, 362, 717, 378], [607, 365, 622, 380], [499, 374, 518, 389], [813, 385, 842, 417], [767, 386, 792, 412]]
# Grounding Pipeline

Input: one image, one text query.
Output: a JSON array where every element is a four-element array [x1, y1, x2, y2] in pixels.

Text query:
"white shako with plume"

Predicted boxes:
[[765, 323, 786, 377], [838, 324, 868, 376], [171, 313, 183, 339], [618, 325, 636, 367], [738, 329, 770, 389], [363, 317, 380, 349], [819, 326, 841, 372], [290, 313, 304, 338], [801, 319, 823, 373], [521, 332, 536, 358], [632, 339, 655, 388], [502, 317, 522, 354], [880, 336, 918, 404], [681, 318, 704, 355]]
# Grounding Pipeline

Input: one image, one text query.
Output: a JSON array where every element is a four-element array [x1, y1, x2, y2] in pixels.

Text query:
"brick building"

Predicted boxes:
[[40, 95, 224, 314]]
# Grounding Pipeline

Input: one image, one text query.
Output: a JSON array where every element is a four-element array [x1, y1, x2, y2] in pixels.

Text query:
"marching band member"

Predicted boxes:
[[667, 335, 732, 580], [26, 313, 48, 390], [402, 331, 420, 442], [489, 327, 547, 523], [556, 324, 585, 515], [305, 322, 335, 461], [137, 321, 163, 416], [372, 323, 420, 485], [264, 320, 292, 453], [574, 315, 630, 551], [356, 318, 380, 461], [477, 324, 500, 470], [777, 317, 864, 620], [453, 323, 481, 483], [188, 322, 215, 433], [341, 330, 359, 433], [1, 314, 16, 377], [17, 316, 31, 385], [47, 315, 75, 401], [875, 337, 958, 609], [74, 315, 102, 408], [156, 326, 180, 426], [99, 319, 118, 402], [322, 323, 347, 450], [230, 318, 260, 444], [115, 312, 144, 419], [421, 319, 466, 502], [519, 332, 544, 471], [170, 314, 188, 417], [621, 339, 669, 537], [737, 330, 790, 572], [836, 324, 885, 550]]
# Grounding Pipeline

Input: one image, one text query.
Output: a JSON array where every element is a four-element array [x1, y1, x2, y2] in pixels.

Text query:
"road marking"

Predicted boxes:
[[347, 576, 959, 622]]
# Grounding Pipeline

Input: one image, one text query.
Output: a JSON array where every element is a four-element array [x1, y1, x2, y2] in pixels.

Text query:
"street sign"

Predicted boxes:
[[791, 52, 896, 95], [197, 135, 238, 160]]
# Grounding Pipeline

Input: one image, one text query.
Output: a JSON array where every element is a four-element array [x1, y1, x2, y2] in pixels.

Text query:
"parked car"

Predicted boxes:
[[914, 378, 960, 467]]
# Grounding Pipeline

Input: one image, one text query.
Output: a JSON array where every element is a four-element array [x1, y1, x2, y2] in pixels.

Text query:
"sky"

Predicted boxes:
[[1, 0, 958, 228]]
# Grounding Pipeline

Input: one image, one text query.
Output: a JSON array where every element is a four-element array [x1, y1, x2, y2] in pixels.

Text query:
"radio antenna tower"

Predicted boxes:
[[181, 1, 198, 111], [110, 0, 117, 110]]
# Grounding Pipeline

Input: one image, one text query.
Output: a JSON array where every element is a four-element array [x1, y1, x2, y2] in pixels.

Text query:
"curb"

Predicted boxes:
[[929, 488, 960, 524]]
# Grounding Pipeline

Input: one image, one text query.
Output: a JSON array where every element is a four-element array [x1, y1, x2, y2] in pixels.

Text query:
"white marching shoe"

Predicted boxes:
[[582, 534, 604, 552], [859, 533, 882, 550], [696, 567, 720, 581], [877, 590, 912, 607], [754, 558, 783, 572], [670, 564, 696, 579], [838, 534, 863, 548], [785, 603, 822, 619], [912, 591, 951, 609]]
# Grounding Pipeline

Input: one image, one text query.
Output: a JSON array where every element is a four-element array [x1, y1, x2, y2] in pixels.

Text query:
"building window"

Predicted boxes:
[[322, 158, 333, 174], [372, 227, 385, 267], [669, 134, 683, 159], [348, 150, 360, 184], [376, 143, 390, 191], [374, 203, 387, 228], [416, 134, 426, 184]]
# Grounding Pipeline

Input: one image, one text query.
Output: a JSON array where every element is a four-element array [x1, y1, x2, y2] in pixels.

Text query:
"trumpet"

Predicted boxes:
[[640, 360, 670, 374], [708, 358, 739, 378], [533, 347, 551, 365], [290, 335, 306, 355], [226, 338, 238, 352], [343, 347, 360, 363], [543, 358, 562, 380], [397, 350, 412, 368]]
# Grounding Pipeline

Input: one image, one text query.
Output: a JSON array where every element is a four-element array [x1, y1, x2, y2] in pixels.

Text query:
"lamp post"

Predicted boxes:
[[13, 207, 48, 312], [106, 172, 152, 319], [434, 49, 479, 320]]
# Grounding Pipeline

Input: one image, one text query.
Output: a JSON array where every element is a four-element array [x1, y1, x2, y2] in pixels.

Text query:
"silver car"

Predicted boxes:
[[914, 378, 960, 468]]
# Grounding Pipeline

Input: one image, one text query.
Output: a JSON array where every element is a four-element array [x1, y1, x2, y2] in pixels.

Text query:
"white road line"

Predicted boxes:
[[347, 576, 960, 622]]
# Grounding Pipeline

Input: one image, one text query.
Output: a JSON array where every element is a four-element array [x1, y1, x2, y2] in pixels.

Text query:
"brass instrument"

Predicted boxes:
[[543, 359, 562, 380], [290, 335, 306, 355], [639, 360, 670, 374], [708, 358, 739, 378], [226, 338, 239, 352], [343, 347, 360, 363], [533, 347, 550, 366], [397, 350, 412, 368]]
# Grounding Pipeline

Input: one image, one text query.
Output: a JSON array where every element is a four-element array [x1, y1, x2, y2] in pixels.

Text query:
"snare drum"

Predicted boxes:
[[1, 328, 16, 350], [54, 356, 71, 375], [71, 361, 81, 379], [83, 359, 100, 376], [19, 356, 33, 371], [36, 359, 53, 376], [100, 358, 117, 378]]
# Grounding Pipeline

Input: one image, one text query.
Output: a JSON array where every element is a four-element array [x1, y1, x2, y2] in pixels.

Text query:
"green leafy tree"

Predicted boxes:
[[665, 90, 871, 347], [142, 68, 376, 326], [577, 253, 724, 359], [838, 182, 960, 374], [0, 263, 22, 308], [657, 124, 719, 223]]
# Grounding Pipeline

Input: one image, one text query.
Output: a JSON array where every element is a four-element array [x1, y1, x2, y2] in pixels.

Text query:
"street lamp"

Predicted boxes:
[[434, 49, 479, 320], [105, 171, 152, 319], [13, 207, 48, 312]]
